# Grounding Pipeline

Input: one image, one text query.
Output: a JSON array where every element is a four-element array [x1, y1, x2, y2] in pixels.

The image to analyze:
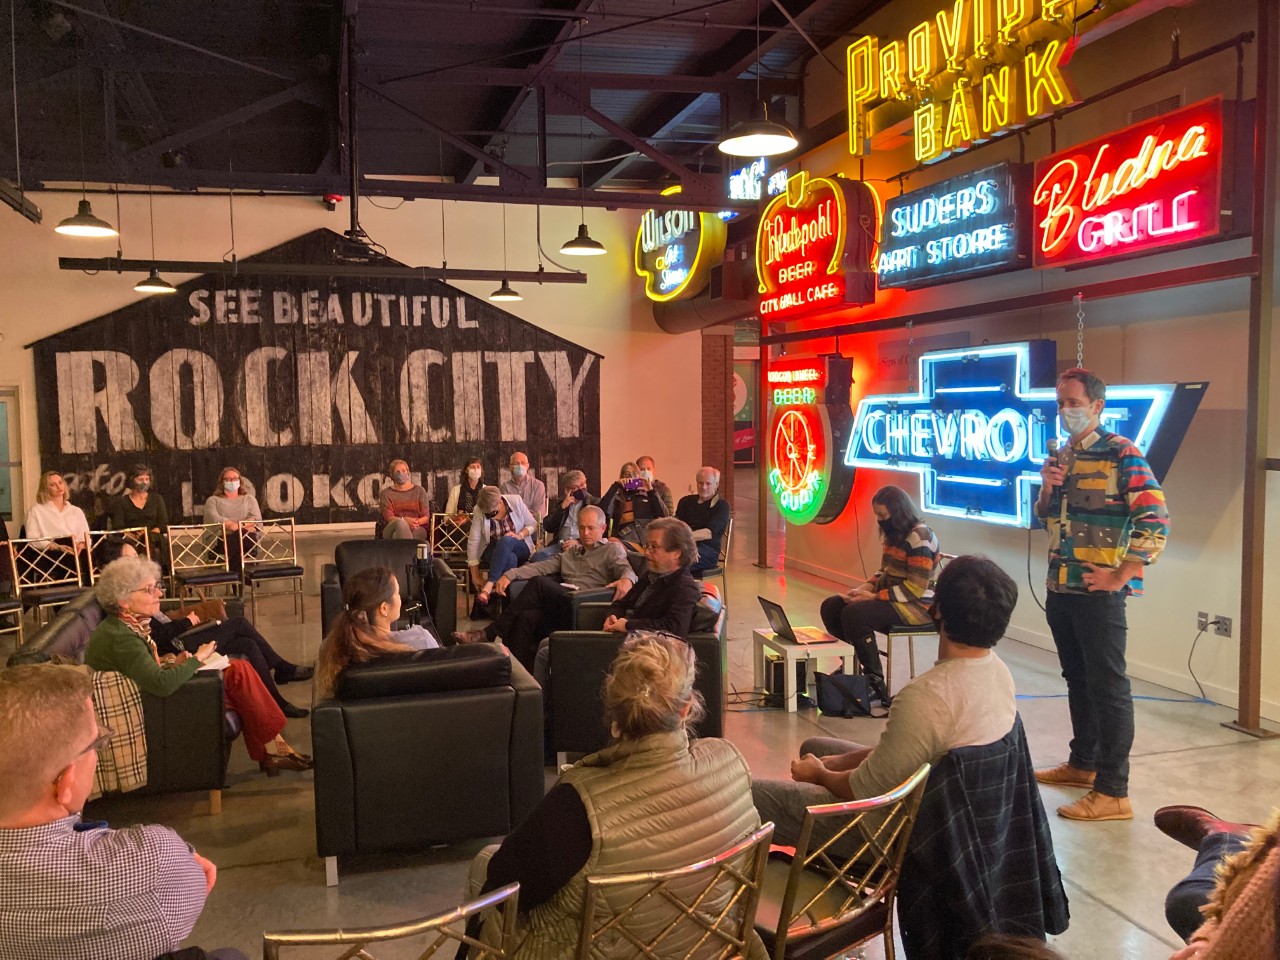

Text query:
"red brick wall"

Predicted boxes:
[[701, 327, 735, 506]]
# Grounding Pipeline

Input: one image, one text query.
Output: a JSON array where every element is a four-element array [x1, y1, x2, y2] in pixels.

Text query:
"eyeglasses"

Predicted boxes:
[[132, 582, 164, 596], [77, 727, 115, 758]]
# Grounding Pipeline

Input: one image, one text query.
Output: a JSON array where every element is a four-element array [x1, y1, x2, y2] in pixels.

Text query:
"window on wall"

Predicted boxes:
[[0, 387, 20, 524]]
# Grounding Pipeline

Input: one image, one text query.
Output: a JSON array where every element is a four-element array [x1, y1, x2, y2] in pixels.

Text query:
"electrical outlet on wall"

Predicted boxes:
[[1214, 616, 1232, 638], [1197, 611, 1210, 631]]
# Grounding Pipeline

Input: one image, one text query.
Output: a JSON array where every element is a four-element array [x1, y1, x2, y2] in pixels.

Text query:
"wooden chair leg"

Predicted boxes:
[[325, 856, 339, 887], [208, 789, 222, 815], [908, 636, 916, 679]]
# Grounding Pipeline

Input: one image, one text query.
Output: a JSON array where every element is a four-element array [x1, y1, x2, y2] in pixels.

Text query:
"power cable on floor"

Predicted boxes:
[[1026, 526, 1046, 613]]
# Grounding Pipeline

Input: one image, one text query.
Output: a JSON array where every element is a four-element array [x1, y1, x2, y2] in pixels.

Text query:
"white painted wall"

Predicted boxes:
[[0, 194, 705, 527]]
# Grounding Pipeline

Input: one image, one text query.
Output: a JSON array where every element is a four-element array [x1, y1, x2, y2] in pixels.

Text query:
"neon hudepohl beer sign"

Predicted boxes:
[[634, 186, 727, 302], [847, 0, 1081, 164], [767, 356, 855, 525], [756, 172, 879, 321], [879, 162, 1028, 288], [843, 341, 1204, 527], [1033, 97, 1224, 267]]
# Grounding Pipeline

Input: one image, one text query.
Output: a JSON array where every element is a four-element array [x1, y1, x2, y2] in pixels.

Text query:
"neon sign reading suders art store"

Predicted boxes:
[[1032, 98, 1223, 267]]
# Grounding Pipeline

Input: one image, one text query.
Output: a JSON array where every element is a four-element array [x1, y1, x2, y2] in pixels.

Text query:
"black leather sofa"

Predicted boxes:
[[320, 539, 457, 641], [311, 643, 544, 885], [546, 583, 728, 756], [7, 590, 239, 813]]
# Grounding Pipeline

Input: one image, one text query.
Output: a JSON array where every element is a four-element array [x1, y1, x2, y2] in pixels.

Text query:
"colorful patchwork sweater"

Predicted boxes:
[[873, 522, 940, 625], [1040, 428, 1169, 596]]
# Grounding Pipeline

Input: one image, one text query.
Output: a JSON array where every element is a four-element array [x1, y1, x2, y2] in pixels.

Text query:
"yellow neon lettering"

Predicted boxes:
[[879, 41, 908, 100], [1041, 0, 1071, 21], [847, 36, 878, 155], [997, 0, 1033, 44], [908, 21, 937, 86], [936, 0, 973, 73], [973, 0, 995, 59], [943, 83, 978, 152], [1024, 39, 1075, 117], [914, 102, 943, 163], [981, 65, 1014, 134]]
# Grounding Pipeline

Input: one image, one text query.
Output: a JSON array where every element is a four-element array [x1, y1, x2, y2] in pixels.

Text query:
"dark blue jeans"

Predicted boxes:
[[482, 536, 530, 584], [1165, 832, 1248, 941], [1045, 590, 1132, 797]]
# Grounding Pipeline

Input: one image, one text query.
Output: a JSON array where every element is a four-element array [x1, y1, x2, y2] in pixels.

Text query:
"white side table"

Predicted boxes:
[[751, 629, 859, 713]]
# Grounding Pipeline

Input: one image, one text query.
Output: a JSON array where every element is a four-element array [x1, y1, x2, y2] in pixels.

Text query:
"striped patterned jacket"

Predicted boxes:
[[1043, 428, 1169, 596], [873, 522, 941, 625]]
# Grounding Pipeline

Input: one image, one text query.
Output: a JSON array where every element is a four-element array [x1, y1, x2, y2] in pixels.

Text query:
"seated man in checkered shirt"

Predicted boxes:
[[0, 664, 247, 960]]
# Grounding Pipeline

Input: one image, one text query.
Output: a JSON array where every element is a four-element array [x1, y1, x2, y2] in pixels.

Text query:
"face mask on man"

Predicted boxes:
[[1060, 407, 1093, 435], [224, 480, 241, 493], [392, 471, 409, 485], [511, 464, 527, 479], [467, 467, 483, 482], [640, 468, 654, 482], [573, 487, 587, 502]]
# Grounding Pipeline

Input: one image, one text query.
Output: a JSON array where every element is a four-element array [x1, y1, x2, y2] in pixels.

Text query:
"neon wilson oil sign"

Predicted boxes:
[[634, 185, 727, 301], [1032, 97, 1223, 267]]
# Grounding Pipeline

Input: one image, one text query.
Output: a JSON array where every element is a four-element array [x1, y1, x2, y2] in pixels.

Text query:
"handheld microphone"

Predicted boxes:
[[1046, 438, 1061, 467]]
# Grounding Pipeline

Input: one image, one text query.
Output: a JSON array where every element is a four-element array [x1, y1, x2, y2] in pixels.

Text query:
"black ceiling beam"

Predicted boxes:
[[411, 66, 798, 97]]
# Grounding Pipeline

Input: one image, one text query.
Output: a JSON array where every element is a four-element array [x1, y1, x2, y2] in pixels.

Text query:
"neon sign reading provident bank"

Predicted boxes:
[[1033, 98, 1223, 267], [844, 341, 1203, 527]]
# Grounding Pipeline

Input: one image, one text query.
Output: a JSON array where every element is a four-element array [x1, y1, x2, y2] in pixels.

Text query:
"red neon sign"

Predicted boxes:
[[1032, 98, 1223, 268], [756, 173, 878, 321]]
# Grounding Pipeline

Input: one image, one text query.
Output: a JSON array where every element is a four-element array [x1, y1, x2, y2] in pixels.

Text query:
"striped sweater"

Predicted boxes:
[[1041, 428, 1169, 596], [873, 522, 940, 625]]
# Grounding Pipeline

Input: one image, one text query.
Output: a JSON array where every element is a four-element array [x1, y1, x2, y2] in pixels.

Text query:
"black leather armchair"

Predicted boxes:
[[8, 589, 238, 813], [546, 584, 728, 756], [321, 540, 457, 642], [311, 644, 545, 885]]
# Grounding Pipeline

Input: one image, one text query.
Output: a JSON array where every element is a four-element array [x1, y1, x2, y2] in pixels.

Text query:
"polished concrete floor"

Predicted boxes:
[[5, 477, 1278, 960]]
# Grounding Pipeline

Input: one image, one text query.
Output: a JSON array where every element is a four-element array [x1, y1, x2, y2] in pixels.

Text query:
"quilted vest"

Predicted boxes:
[[510, 729, 763, 960]]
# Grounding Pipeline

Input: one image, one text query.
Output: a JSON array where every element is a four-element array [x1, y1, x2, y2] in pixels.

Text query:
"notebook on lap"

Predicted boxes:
[[757, 596, 839, 645]]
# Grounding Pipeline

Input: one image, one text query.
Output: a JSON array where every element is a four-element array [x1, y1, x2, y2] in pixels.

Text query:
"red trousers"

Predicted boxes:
[[221, 659, 285, 761]]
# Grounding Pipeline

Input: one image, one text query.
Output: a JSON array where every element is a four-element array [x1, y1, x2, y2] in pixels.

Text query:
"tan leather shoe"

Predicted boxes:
[[1058, 791, 1133, 821], [1034, 762, 1096, 788]]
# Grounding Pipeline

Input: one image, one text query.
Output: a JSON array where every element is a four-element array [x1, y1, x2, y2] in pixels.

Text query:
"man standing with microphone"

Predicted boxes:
[[1034, 367, 1170, 822]]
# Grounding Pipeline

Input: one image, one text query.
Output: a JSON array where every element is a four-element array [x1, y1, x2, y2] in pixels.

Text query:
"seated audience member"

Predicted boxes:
[[675, 466, 731, 574], [84, 556, 312, 777], [23, 469, 90, 573], [533, 469, 598, 561], [377, 459, 432, 541], [445, 457, 486, 518], [465, 633, 763, 959], [107, 463, 169, 562], [500, 451, 547, 519], [600, 461, 669, 549], [819, 484, 940, 706], [752, 555, 1017, 856], [315, 566, 441, 700], [602, 517, 701, 639], [1155, 803, 1274, 954], [0, 663, 248, 960], [467, 486, 538, 608], [636, 454, 676, 515], [451, 505, 635, 671], [202, 466, 262, 571], [94, 538, 313, 718]]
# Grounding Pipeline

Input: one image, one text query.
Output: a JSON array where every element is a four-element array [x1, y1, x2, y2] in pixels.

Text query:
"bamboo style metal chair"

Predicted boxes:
[[754, 764, 931, 960], [240, 516, 304, 624], [577, 822, 775, 960], [85, 526, 151, 583], [7, 535, 84, 632], [263, 882, 520, 960], [166, 523, 242, 603], [695, 516, 733, 609]]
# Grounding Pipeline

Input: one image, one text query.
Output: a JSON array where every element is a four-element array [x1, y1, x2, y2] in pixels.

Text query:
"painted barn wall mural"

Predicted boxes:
[[30, 229, 602, 525]]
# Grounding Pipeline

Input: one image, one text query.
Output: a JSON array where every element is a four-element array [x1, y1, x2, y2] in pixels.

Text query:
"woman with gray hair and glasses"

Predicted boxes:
[[85, 556, 313, 776]]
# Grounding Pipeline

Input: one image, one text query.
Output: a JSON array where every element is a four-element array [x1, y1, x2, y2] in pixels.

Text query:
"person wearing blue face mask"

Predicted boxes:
[[1033, 367, 1170, 823], [499, 451, 547, 519], [203, 466, 263, 572], [377, 459, 432, 541]]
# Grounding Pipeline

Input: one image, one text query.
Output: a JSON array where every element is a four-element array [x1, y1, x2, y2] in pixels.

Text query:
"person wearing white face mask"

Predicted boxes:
[[1033, 367, 1170, 823], [500, 451, 547, 519], [635, 455, 675, 515], [203, 466, 264, 570], [377, 459, 432, 541], [445, 457, 486, 519]]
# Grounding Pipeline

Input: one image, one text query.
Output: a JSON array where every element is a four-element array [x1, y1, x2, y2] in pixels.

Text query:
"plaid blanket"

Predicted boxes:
[[90, 670, 148, 796]]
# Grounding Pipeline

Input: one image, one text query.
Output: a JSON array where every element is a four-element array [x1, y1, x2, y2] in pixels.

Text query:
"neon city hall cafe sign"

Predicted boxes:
[[1033, 98, 1223, 267], [847, 0, 1081, 164], [843, 341, 1193, 527]]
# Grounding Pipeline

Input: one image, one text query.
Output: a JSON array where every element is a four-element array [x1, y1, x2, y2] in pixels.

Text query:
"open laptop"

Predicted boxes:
[[758, 596, 839, 645]]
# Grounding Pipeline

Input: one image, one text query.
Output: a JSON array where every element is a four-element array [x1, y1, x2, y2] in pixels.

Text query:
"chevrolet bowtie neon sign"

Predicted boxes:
[[843, 341, 1205, 527]]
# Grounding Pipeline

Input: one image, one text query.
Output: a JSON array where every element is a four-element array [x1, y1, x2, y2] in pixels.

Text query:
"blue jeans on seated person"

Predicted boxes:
[[484, 536, 531, 584], [531, 541, 564, 563], [1165, 831, 1249, 941]]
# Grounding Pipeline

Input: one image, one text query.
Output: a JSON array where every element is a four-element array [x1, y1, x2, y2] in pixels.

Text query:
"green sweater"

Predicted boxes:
[[84, 616, 200, 697]]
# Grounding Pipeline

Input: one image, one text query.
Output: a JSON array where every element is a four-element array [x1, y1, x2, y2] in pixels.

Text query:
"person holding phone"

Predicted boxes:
[[599, 461, 669, 550]]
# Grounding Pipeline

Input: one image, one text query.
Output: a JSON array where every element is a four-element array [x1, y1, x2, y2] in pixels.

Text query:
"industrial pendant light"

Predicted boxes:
[[134, 185, 176, 294], [717, 0, 798, 158], [560, 21, 607, 257], [56, 62, 117, 238], [490, 205, 524, 301]]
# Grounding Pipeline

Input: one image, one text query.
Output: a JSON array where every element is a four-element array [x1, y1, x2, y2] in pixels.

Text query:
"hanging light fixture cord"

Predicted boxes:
[[9, 0, 20, 191], [147, 183, 157, 260], [577, 17, 586, 221]]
